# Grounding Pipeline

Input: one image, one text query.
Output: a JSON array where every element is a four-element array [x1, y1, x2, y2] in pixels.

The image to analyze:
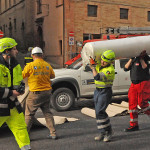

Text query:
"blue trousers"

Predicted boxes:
[[94, 88, 112, 133]]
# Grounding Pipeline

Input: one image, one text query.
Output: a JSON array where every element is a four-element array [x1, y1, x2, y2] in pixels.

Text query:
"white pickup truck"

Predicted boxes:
[[50, 58, 132, 111]]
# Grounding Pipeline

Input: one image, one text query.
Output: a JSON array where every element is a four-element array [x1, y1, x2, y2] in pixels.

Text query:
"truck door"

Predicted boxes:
[[80, 61, 120, 96], [117, 59, 131, 94], [80, 65, 96, 97], [112, 60, 119, 94]]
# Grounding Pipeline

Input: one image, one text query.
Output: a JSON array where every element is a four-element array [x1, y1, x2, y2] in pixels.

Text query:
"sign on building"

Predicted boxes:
[[69, 36, 74, 45]]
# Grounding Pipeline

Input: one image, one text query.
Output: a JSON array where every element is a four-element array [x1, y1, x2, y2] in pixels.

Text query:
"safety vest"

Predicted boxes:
[[0, 58, 23, 116], [94, 64, 115, 88], [24, 56, 33, 66], [0, 64, 22, 88]]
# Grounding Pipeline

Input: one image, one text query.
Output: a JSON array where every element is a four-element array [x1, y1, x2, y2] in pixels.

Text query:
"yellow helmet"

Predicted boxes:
[[0, 37, 17, 53], [101, 50, 115, 63]]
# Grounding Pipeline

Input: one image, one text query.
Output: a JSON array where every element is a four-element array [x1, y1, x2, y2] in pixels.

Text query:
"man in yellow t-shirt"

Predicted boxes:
[[22, 47, 57, 139]]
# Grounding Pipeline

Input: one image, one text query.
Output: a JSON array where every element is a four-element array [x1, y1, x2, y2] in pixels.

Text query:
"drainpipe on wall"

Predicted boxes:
[[63, 0, 65, 67]]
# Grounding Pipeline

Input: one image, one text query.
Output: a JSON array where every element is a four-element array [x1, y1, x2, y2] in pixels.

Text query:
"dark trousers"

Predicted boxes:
[[94, 88, 112, 133]]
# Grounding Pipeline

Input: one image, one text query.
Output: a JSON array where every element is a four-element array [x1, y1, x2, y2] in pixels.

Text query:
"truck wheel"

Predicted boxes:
[[51, 88, 75, 111]]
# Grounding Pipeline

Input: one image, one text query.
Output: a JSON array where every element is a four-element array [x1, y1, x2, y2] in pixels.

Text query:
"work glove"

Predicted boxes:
[[89, 57, 96, 65], [131, 57, 135, 60], [16, 82, 25, 94], [9, 82, 25, 101], [139, 50, 147, 59]]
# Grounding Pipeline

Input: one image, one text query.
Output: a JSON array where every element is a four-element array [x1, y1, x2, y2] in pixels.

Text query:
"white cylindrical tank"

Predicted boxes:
[[81, 35, 150, 66]]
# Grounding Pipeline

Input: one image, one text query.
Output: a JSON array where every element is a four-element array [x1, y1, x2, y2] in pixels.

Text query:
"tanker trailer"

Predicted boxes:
[[81, 35, 150, 67]]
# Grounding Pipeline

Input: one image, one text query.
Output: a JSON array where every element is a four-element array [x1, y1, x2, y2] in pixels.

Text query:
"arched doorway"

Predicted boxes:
[[37, 26, 44, 50]]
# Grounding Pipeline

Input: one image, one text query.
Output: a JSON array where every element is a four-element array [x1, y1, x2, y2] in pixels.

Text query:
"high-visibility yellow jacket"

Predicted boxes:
[[0, 55, 23, 116], [94, 63, 115, 88], [22, 58, 55, 91], [24, 56, 33, 66]]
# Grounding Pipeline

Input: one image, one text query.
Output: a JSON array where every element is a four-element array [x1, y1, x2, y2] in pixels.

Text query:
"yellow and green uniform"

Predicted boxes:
[[24, 53, 33, 66], [93, 63, 115, 134], [94, 63, 115, 88], [0, 55, 30, 150]]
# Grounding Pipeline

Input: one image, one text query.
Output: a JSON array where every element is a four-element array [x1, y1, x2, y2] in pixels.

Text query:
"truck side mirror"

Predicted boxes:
[[84, 65, 92, 72]]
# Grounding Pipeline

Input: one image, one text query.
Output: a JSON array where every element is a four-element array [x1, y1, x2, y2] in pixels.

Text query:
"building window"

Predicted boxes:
[[9, 22, 12, 37], [92, 34, 101, 39], [59, 40, 62, 55], [83, 33, 101, 41], [5, 0, 8, 10], [120, 8, 128, 19], [14, 19, 16, 31], [3, 25, 5, 33], [21, 22, 25, 31], [148, 11, 150, 22], [37, 0, 42, 14], [9, 0, 11, 7], [0, 0, 1, 13], [56, 0, 63, 7], [83, 34, 91, 41], [13, 0, 16, 5], [88, 5, 97, 17]]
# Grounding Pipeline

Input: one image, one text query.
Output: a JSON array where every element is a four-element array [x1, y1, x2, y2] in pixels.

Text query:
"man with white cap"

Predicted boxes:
[[22, 47, 57, 139]]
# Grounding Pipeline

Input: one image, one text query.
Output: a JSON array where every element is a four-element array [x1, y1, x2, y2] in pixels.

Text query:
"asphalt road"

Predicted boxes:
[[1, 99, 150, 150]]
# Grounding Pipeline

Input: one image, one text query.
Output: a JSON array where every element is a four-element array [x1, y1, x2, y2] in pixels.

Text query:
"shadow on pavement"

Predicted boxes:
[[70, 96, 128, 111]]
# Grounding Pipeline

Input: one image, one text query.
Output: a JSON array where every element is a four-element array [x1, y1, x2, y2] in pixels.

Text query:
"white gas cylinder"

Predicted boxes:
[[81, 35, 150, 66]]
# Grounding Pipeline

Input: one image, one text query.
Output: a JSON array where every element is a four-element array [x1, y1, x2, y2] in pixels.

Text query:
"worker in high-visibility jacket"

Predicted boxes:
[[0, 38, 31, 150], [124, 50, 150, 132], [24, 47, 33, 66], [89, 50, 115, 142]]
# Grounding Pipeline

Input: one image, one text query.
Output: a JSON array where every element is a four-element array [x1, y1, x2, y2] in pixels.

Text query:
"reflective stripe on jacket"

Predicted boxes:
[[24, 56, 33, 66], [94, 63, 115, 88], [0, 55, 23, 116]]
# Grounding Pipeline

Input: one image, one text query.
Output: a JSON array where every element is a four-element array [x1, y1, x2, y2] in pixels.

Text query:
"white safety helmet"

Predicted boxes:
[[31, 47, 43, 55]]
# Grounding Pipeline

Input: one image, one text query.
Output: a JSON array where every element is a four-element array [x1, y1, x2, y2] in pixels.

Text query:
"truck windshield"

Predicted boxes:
[[67, 57, 82, 69]]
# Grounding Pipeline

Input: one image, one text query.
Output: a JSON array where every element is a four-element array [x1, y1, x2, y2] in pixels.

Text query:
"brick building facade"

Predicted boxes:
[[0, 0, 150, 67], [0, 0, 35, 51]]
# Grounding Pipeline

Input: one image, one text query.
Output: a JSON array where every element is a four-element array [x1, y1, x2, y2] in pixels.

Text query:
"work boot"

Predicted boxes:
[[20, 145, 31, 150], [94, 133, 105, 141], [124, 126, 139, 132], [47, 134, 57, 140], [103, 129, 113, 142]]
